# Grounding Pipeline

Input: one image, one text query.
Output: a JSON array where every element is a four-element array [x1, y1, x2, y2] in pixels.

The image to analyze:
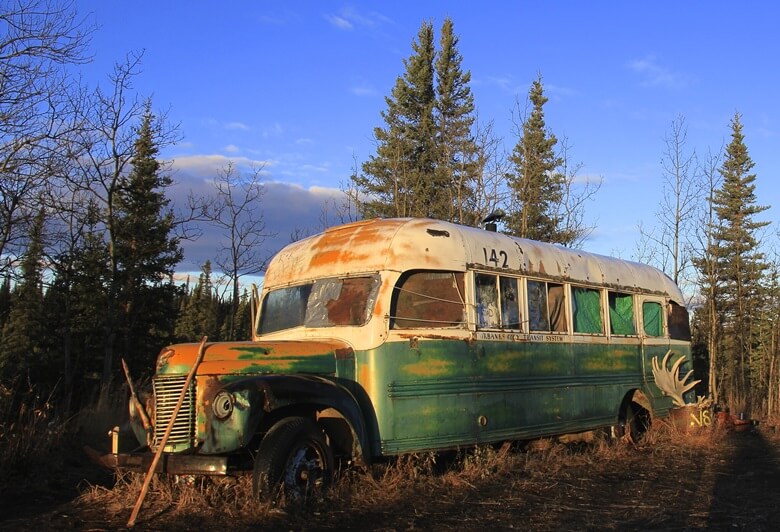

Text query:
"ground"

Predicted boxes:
[[1, 424, 779, 531]]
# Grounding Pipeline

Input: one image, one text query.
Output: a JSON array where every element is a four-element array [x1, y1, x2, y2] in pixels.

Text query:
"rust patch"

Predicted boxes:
[[404, 358, 454, 377]]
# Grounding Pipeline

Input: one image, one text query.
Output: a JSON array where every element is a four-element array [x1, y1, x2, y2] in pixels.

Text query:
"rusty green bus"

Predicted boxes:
[[114, 218, 694, 501]]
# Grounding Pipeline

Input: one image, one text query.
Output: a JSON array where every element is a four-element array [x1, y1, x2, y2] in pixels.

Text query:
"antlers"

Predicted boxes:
[[651, 350, 701, 407]]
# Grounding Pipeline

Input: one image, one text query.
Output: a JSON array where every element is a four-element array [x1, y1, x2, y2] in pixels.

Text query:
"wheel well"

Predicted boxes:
[[618, 389, 652, 430], [253, 404, 365, 466]]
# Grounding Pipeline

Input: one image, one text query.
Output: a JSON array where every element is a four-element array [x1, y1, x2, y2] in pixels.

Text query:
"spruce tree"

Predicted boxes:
[[63, 201, 111, 404], [355, 21, 441, 219], [435, 18, 479, 224], [712, 113, 769, 402], [0, 211, 48, 383], [112, 105, 182, 368], [506, 76, 565, 242], [175, 261, 219, 342]]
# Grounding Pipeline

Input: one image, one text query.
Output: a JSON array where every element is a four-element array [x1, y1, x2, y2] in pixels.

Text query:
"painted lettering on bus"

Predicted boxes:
[[476, 332, 567, 343]]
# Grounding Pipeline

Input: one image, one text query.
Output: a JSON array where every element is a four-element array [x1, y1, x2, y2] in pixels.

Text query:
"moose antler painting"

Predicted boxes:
[[651, 350, 701, 407]]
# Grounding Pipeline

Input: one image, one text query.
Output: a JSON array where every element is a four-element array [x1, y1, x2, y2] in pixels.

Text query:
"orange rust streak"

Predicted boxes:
[[161, 340, 348, 368]]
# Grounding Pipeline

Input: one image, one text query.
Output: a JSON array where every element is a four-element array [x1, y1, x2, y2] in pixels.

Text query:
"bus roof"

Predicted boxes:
[[263, 218, 684, 303]]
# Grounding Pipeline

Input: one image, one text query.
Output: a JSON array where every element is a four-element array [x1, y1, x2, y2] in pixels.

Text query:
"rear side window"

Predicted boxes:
[[391, 271, 466, 329], [668, 301, 691, 341], [572, 287, 603, 334], [643, 301, 664, 337], [608, 292, 636, 335]]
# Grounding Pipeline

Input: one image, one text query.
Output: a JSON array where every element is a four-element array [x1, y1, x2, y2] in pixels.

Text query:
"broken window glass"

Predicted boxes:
[[258, 275, 380, 334], [500, 277, 521, 329], [476, 273, 499, 328]]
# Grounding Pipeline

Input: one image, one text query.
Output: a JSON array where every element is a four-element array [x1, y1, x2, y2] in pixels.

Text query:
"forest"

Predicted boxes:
[[1, 0, 778, 487]]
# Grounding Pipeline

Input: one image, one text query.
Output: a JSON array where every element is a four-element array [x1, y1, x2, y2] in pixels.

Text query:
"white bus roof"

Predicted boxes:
[[264, 218, 684, 303]]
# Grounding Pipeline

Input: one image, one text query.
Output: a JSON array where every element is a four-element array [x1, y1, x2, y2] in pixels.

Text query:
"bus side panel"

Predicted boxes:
[[356, 339, 478, 455], [474, 339, 642, 441], [356, 337, 649, 456]]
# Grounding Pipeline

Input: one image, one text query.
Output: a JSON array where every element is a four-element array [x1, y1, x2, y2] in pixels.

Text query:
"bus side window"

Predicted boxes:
[[499, 276, 521, 329], [572, 287, 603, 334], [475, 273, 499, 328], [528, 281, 567, 333], [642, 301, 663, 337], [391, 271, 466, 329], [608, 291, 636, 335], [548, 283, 567, 332], [528, 280, 549, 331]]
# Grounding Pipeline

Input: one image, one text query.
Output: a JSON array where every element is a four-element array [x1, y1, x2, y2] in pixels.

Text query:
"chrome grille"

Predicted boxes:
[[152, 376, 196, 451]]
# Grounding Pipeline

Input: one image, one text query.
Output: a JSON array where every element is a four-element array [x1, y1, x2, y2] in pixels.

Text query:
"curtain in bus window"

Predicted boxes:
[[608, 292, 636, 335], [572, 287, 602, 334], [500, 277, 521, 329], [643, 301, 663, 337], [476, 274, 499, 328], [391, 271, 466, 329], [527, 280, 549, 331], [547, 284, 567, 332]]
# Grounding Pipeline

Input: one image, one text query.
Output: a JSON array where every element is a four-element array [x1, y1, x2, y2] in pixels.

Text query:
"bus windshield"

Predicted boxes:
[[258, 275, 381, 334]]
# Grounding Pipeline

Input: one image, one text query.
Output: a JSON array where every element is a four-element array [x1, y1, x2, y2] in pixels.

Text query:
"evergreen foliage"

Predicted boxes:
[[434, 18, 479, 224], [175, 261, 219, 342], [709, 113, 769, 403], [505, 76, 566, 242], [112, 105, 182, 368], [355, 19, 477, 221], [0, 212, 48, 382]]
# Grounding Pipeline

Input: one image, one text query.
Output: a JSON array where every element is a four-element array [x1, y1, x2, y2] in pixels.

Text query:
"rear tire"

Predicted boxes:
[[616, 401, 650, 443], [253, 417, 334, 503]]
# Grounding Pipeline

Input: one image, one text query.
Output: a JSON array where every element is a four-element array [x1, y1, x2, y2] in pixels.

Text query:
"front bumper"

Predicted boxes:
[[97, 451, 229, 475]]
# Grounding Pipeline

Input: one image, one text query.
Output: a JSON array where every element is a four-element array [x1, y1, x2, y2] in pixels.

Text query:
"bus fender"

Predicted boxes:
[[213, 374, 371, 464]]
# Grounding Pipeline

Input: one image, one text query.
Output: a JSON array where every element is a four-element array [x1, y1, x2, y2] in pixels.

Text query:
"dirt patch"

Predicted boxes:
[[2, 426, 779, 531]]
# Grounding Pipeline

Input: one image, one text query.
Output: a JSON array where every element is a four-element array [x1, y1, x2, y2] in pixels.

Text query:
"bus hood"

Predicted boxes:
[[154, 339, 352, 376]]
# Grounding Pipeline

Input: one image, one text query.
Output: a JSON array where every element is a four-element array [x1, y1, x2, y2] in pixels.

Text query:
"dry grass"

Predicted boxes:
[[78, 423, 724, 526], [0, 380, 71, 488]]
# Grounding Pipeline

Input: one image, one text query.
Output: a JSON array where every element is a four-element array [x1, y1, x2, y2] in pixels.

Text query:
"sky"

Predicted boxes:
[[74, 1, 779, 278]]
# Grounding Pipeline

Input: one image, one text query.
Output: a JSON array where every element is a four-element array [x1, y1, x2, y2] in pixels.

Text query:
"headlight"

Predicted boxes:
[[212, 391, 234, 420]]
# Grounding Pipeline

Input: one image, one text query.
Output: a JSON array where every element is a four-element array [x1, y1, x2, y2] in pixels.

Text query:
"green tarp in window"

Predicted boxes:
[[643, 301, 663, 337], [609, 293, 636, 335], [573, 287, 602, 334]]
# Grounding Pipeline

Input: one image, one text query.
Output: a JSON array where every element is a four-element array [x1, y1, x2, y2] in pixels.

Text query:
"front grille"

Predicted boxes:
[[152, 376, 196, 451]]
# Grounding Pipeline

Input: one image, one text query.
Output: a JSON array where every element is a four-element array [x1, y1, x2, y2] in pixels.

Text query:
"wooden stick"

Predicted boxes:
[[127, 336, 208, 528], [122, 358, 152, 433]]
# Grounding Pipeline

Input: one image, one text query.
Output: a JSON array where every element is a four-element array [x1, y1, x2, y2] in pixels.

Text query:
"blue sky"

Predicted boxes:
[[75, 1, 778, 275]]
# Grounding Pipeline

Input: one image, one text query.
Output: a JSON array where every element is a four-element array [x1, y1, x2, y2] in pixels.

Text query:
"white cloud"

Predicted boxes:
[[224, 144, 240, 153], [225, 121, 250, 131], [325, 7, 391, 32], [325, 14, 353, 30], [350, 84, 377, 97], [165, 154, 351, 274], [627, 56, 688, 89]]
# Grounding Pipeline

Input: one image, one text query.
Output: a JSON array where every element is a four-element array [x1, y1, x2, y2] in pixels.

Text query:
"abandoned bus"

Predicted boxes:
[[114, 218, 694, 500]]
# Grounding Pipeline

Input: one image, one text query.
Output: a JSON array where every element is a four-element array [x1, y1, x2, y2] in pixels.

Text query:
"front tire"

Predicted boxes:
[[253, 416, 334, 503]]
